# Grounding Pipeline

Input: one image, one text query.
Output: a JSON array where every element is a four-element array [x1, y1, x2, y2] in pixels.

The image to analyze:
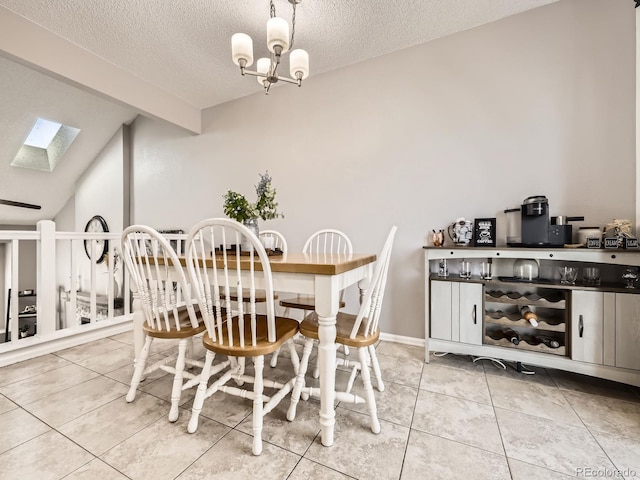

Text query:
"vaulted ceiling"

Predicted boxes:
[[0, 0, 558, 225]]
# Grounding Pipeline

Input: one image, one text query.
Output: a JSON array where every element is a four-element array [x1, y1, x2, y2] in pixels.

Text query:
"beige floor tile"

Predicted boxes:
[[104, 352, 169, 385], [508, 458, 577, 479], [24, 376, 128, 427], [0, 395, 17, 415], [184, 388, 253, 428], [65, 458, 130, 479], [108, 331, 135, 345], [139, 371, 198, 406], [339, 379, 418, 427], [564, 390, 640, 440], [427, 352, 485, 373], [376, 341, 425, 362], [0, 354, 71, 387], [77, 344, 134, 374], [101, 412, 229, 480], [0, 430, 93, 480], [237, 396, 321, 455], [58, 392, 169, 455], [0, 364, 99, 405], [401, 429, 510, 480], [305, 408, 409, 480], [177, 429, 300, 479], [412, 389, 504, 454], [55, 338, 128, 363], [0, 408, 50, 454], [289, 458, 353, 480], [593, 431, 640, 479], [548, 369, 640, 403], [420, 362, 492, 405], [496, 407, 615, 476], [486, 374, 583, 427], [374, 352, 424, 388]]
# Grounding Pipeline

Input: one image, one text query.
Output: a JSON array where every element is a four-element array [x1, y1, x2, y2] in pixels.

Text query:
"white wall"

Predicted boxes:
[[131, 0, 635, 339]]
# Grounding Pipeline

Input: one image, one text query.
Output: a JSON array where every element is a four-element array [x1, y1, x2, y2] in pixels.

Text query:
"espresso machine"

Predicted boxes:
[[520, 196, 584, 246]]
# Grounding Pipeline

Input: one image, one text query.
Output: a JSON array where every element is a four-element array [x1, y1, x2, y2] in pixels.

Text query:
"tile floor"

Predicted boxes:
[[1, 334, 640, 479]]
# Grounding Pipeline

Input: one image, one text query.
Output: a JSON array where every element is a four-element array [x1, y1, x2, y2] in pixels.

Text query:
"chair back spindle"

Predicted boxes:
[[121, 226, 199, 333], [303, 229, 353, 256], [186, 218, 278, 349]]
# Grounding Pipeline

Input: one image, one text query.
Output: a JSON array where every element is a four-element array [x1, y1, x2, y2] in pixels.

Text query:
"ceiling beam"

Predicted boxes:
[[0, 6, 201, 134]]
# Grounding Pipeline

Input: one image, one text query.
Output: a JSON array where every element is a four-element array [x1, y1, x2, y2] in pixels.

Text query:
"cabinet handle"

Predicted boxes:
[[473, 304, 477, 324], [579, 315, 584, 337]]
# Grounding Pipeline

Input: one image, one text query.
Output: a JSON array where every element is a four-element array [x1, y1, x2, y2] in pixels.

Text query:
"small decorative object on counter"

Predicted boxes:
[[437, 259, 448, 277], [447, 218, 473, 246], [431, 229, 444, 247], [559, 266, 578, 285], [473, 218, 496, 247], [604, 238, 619, 249], [605, 219, 633, 248], [459, 260, 472, 279], [583, 267, 601, 286], [587, 237, 602, 249], [622, 267, 638, 289], [480, 259, 493, 280], [624, 238, 638, 249], [513, 259, 539, 281]]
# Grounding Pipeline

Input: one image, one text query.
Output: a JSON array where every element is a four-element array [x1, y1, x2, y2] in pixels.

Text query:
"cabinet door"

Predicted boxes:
[[615, 293, 640, 371], [571, 290, 604, 364], [430, 281, 452, 341], [458, 282, 483, 345]]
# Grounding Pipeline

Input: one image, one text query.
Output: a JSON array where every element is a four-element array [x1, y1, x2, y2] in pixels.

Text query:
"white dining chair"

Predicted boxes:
[[274, 229, 352, 370], [287, 226, 397, 435], [185, 218, 300, 455], [121, 225, 229, 422], [259, 229, 288, 254]]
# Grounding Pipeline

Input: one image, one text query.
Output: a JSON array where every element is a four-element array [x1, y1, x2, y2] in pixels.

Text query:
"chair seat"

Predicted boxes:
[[221, 288, 277, 303], [203, 315, 299, 357], [300, 311, 379, 348], [143, 305, 208, 339], [279, 294, 345, 310]]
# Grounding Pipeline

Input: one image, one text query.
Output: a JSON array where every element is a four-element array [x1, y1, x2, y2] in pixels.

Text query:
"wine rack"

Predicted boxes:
[[484, 286, 568, 357]]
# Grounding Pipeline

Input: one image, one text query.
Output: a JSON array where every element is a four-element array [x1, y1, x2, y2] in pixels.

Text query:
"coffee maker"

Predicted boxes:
[[521, 195, 550, 246]]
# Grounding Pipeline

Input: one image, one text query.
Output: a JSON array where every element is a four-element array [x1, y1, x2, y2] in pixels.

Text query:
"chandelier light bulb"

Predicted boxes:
[[256, 57, 271, 85], [231, 33, 254, 67], [267, 17, 290, 54], [289, 49, 309, 80]]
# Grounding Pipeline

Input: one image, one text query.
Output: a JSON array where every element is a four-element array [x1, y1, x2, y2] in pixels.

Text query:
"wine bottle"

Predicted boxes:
[[519, 305, 539, 327], [488, 327, 521, 345], [530, 335, 561, 349]]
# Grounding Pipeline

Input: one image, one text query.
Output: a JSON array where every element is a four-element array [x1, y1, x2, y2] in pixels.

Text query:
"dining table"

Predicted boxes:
[[130, 251, 377, 447]]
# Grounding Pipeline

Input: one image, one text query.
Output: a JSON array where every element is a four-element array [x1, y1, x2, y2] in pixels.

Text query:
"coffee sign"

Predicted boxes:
[[473, 218, 496, 247]]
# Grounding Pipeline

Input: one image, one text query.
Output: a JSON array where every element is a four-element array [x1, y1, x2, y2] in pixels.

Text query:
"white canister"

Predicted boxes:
[[577, 227, 602, 246]]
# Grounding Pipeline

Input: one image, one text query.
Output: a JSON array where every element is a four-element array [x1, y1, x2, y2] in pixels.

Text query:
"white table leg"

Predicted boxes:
[[315, 275, 340, 447]]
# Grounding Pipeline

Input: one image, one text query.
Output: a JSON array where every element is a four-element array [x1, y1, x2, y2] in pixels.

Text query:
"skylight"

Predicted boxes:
[[11, 117, 80, 172], [24, 118, 62, 149]]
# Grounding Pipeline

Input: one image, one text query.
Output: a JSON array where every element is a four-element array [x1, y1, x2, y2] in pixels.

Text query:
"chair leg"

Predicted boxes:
[[358, 347, 380, 434], [168, 339, 188, 422], [188, 350, 214, 434], [287, 337, 314, 421], [126, 335, 152, 402], [368, 344, 385, 392], [252, 355, 265, 455], [269, 346, 281, 368]]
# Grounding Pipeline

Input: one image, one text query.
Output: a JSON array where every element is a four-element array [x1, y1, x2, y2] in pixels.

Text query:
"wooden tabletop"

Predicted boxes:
[[154, 253, 377, 275]]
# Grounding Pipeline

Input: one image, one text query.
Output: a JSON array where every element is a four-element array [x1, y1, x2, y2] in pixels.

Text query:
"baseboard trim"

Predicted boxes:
[[379, 332, 425, 347]]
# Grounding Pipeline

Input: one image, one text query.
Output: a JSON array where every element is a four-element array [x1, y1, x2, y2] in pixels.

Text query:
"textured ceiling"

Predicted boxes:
[[0, 0, 559, 225], [0, 0, 558, 109]]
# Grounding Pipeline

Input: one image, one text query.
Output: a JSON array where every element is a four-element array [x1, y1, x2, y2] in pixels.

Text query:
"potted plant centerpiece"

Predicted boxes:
[[223, 171, 284, 250]]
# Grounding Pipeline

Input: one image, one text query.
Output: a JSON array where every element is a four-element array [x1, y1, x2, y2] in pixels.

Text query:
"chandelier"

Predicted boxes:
[[231, 0, 309, 94]]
